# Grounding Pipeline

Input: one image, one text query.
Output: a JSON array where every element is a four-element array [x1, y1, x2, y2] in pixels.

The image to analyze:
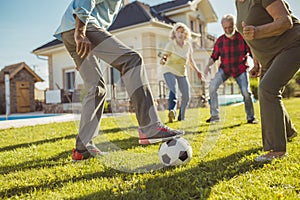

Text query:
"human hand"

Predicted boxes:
[[160, 55, 168, 65], [242, 21, 256, 40], [74, 33, 92, 58], [249, 65, 261, 78], [197, 71, 206, 82], [203, 66, 210, 79]]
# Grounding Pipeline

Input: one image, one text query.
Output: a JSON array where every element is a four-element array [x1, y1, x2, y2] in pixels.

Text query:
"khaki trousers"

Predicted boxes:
[[259, 45, 300, 152], [61, 25, 159, 150]]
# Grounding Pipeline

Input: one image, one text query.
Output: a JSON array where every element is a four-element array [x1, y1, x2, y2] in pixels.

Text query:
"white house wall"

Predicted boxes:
[[113, 25, 170, 99], [45, 25, 214, 102], [51, 50, 75, 90]]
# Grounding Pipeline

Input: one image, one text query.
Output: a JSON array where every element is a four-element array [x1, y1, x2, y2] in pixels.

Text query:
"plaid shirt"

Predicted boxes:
[[211, 31, 251, 78]]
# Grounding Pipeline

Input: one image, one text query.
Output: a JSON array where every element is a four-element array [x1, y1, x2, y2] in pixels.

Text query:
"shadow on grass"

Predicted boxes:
[[0, 164, 120, 198], [184, 122, 242, 135], [0, 134, 77, 152], [0, 121, 255, 199], [0, 150, 71, 175], [100, 125, 138, 134], [1, 147, 264, 199], [70, 148, 264, 200], [96, 122, 243, 150]]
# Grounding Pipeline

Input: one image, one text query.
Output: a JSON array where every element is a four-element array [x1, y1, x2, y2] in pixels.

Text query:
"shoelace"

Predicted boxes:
[[156, 124, 171, 132]]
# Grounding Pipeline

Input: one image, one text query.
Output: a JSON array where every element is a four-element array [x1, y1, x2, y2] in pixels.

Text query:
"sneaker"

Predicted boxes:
[[72, 148, 92, 161], [247, 118, 258, 124], [254, 151, 287, 162], [72, 147, 108, 161], [86, 146, 109, 157], [168, 110, 176, 123], [138, 122, 184, 145], [206, 116, 220, 123], [178, 114, 184, 121], [287, 132, 298, 142]]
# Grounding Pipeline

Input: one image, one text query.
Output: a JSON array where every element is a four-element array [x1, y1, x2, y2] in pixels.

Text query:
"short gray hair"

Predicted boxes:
[[221, 14, 236, 25]]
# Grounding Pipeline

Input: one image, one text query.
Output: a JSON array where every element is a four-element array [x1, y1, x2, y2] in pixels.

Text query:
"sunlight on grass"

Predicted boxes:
[[0, 98, 299, 199]]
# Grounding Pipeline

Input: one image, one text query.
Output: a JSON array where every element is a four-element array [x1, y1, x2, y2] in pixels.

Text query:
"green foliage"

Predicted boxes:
[[250, 72, 300, 99], [250, 77, 259, 100], [282, 80, 297, 98], [283, 70, 300, 98], [295, 70, 300, 85], [0, 99, 299, 199]]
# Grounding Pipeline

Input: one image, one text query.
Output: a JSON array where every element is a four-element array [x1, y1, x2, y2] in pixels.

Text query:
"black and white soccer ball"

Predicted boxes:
[[158, 138, 192, 166]]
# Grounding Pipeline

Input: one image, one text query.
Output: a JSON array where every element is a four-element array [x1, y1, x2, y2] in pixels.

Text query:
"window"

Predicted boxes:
[[64, 69, 75, 92], [199, 24, 204, 47], [110, 68, 124, 86], [190, 20, 195, 32]]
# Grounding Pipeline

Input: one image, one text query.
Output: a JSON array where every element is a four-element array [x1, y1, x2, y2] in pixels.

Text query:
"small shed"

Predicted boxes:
[[0, 62, 43, 114]]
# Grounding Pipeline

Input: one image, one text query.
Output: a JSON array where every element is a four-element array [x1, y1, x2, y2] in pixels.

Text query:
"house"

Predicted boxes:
[[32, 0, 218, 113], [0, 62, 43, 114]]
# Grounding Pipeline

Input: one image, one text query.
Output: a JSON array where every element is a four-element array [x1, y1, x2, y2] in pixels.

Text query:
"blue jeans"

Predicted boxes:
[[209, 68, 255, 120], [164, 72, 190, 120]]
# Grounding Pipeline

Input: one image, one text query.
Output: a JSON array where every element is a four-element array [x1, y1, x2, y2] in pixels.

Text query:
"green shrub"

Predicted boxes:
[[282, 80, 297, 98], [295, 70, 300, 85], [250, 70, 300, 99], [250, 77, 259, 100]]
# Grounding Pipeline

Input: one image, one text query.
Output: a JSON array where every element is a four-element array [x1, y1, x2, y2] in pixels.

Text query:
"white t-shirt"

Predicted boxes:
[[161, 40, 192, 77]]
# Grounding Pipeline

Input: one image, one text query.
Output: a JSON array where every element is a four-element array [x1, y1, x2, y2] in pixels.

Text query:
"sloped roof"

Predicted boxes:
[[33, 0, 214, 53], [151, 0, 190, 13], [32, 39, 62, 53], [108, 1, 174, 30], [0, 62, 44, 83], [33, 1, 175, 53]]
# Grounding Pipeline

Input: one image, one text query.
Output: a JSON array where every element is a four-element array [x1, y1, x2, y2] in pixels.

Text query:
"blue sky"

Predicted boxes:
[[0, 0, 299, 89]]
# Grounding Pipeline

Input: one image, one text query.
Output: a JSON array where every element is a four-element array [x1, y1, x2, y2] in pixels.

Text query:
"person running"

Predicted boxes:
[[160, 22, 203, 122], [54, 0, 184, 161], [204, 14, 257, 124], [236, 0, 299, 162]]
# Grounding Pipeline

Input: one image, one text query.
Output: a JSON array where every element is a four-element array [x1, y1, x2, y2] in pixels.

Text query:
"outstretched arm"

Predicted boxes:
[[203, 57, 215, 78], [188, 53, 205, 81]]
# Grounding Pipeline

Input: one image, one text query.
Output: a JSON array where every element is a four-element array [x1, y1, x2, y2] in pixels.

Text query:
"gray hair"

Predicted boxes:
[[221, 14, 236, 25]]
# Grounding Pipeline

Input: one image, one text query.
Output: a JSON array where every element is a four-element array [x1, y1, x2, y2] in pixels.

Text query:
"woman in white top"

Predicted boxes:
[[160, 22, 203, 122]]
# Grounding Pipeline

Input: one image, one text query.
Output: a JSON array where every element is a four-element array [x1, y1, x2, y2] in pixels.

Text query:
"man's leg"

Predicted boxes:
[[207, 68, 227, 122], [235, 71, 255, 122], [86, 25, 184, 144], [62, 30, 107, 160]]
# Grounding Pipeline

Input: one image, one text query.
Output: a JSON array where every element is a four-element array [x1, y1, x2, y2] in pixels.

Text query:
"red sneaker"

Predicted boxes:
[[72, 147, 109, 161], [72, 148, 91, 161], [138, 122, 184, 145]]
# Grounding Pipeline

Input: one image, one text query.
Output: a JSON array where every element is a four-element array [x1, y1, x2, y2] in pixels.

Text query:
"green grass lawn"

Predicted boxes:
[[0, 98, 299, 200]]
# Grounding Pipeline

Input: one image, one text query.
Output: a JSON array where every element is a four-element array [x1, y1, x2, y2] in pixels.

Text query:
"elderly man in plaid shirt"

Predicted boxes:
[[204, 14, 258, 124]]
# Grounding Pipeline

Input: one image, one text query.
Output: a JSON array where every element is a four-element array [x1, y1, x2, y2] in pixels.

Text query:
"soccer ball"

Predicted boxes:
[[158, 138, 192, 166]]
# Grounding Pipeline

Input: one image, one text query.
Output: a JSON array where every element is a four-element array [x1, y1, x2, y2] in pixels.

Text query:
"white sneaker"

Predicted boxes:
[[254, 152, 287, 162], [168, 110, 176, 123]]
